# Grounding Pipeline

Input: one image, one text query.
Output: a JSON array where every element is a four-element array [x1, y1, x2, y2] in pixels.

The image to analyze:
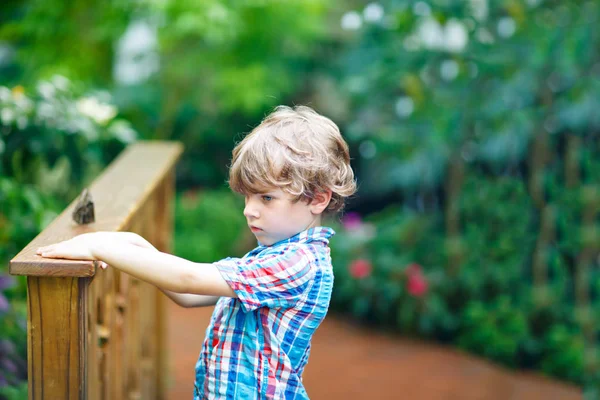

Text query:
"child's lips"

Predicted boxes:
[[250, 226, 262, 233]]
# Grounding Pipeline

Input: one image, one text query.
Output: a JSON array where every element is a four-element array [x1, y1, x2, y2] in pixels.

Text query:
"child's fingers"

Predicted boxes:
[[38, 250, 58, 258], [36, 242, 66, 255], [36, 245, 53, 255]]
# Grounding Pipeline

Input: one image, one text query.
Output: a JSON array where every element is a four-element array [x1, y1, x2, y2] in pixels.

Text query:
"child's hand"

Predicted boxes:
[[36, 232, 107, 261], [36, 232, 157, 270]]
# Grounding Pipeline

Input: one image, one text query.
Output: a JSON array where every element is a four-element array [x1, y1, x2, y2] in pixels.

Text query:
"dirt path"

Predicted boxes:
[[166, 302, 582, 399]]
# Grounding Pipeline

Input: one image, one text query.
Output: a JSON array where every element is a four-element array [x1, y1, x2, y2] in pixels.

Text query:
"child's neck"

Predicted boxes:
[[306, 216, 322, 230]]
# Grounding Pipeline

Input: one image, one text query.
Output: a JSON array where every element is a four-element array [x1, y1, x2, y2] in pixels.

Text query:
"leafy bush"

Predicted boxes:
[[0, 77, 138, 395], [1, 0, 335, 189], [0, 382, 28, 400], [174, 189, 251, 263], [0, 278, 27, 390], [321, 0, 598, 391], [330, 171, 590, 386], [0, 77, 137, 203], [0, 175, 64, 395]]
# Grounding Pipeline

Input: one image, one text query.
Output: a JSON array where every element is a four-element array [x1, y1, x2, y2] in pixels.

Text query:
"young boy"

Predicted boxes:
[[37, 105, 356, 399]]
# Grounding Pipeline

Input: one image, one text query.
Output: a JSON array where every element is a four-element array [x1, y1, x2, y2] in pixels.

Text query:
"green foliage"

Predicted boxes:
[[143, 0, 333, 187], [330, 166, 591, 385], [174, 189, 250, 263], [0, 78, 136, 393], [0, 381, 28, 400], [1, 0, 598, 391], [0, 274, 27, 392], [0, 178, 61, 272], [540, 324, 585, 383], [0, 176, 56, 392], [0, 77, 136, 203], [1, 0, 335, 188], [323, 0, 598, 388], [0, 0, 134, 84], [457, 297, 529, 367], [460, 173, 535, 301], [159, 0, 329, 115], [315, 1, 600, 195]]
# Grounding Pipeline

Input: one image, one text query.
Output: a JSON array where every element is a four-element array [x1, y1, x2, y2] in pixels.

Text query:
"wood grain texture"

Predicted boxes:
[[14, 142, 181, 400], [27, 277, 87, 400], [9, 141, 183, 277]]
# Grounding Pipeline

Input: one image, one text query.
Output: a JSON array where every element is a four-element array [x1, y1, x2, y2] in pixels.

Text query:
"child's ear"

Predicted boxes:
[[310, 190, 332, 215]]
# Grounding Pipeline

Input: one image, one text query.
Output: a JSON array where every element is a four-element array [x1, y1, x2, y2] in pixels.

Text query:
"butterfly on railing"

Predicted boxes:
[[72, 188, 95, 225]]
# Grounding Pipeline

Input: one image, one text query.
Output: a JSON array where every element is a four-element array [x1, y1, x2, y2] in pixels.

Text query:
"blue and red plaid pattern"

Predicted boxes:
[[194, 227, 335, 399]]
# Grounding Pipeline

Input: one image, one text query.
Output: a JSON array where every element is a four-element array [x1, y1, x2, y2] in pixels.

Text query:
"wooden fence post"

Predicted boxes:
[[9, 141, 183, 400]]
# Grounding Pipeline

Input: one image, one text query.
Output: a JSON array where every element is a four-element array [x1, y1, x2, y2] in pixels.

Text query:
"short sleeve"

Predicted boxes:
[[214, 246, 315, 312]]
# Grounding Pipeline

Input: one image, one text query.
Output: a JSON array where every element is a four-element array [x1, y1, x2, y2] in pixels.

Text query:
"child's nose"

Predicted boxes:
[[243, 202, 259, 219]]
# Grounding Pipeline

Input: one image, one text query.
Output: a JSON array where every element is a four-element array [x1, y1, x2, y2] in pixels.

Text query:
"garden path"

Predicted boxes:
[[166, 302, 582, 400]]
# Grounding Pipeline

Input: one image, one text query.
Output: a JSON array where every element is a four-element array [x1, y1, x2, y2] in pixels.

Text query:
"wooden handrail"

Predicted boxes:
[[10, 141, 183, 277], [10, 141, 183, 400]]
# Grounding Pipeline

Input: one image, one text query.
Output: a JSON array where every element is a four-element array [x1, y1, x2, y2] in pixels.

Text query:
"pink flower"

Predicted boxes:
[[407, 274, 428, 297], [405, 263, 422, 276], [405, 263, 428, 297], [342, 212, 362, 231], [349, 259, 372, 279]]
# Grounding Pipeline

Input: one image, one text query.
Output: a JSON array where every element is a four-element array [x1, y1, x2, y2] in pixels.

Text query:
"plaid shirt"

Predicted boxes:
[[194, 227, 335, 400]]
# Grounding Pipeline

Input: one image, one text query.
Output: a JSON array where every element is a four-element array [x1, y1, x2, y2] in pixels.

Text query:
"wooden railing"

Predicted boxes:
[[9, 141, 183, 400]]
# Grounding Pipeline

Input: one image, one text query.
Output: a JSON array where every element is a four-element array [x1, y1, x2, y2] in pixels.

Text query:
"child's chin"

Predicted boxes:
[[254, 234, 272, 246], [258, 236, 279, 246]]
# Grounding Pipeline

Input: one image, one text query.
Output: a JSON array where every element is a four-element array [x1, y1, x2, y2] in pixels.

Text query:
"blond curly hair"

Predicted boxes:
[[228, 105, 356, 213]]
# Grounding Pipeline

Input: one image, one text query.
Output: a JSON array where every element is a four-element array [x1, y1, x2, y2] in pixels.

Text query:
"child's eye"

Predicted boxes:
[[262, 195, 273, 202]]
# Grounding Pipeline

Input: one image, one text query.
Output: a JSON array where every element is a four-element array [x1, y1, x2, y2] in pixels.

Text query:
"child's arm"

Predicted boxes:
[[159, 290, 220, 308], [36, 232, 236, 298], [104, 233, 221, 307]]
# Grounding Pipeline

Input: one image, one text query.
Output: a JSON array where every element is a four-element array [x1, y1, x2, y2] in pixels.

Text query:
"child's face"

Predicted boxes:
[[243, 188, 321, 246]]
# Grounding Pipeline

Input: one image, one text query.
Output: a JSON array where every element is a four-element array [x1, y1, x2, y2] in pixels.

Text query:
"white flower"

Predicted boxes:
[[0, 87, 11, 102], [445, 19, 469, 53], [341, 11, 362, 31], [110, 121, 137, 143], [16, 116, 28, 130], [413, 1, 431, 17], [414, 18, 469, 53], [13, 94, 33, 112], [395, 96, 414, 118], [76, 97, 117, 125], [417, 17, 445, 50], [37, 82, 55, 99], [36, 102, 55, 120], [51, 75, 70, 91], [469, 0, 488, 21], [1, 108, 15, 124], [363, 3, 384, 23], [75, 118, 99, 140], [440, 60, 460, 81], [114, 20, 159, 85], [497, 17, 516, 38]]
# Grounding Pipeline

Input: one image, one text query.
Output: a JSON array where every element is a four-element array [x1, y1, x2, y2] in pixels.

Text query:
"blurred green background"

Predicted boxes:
[[1, 0, 599, 397]]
